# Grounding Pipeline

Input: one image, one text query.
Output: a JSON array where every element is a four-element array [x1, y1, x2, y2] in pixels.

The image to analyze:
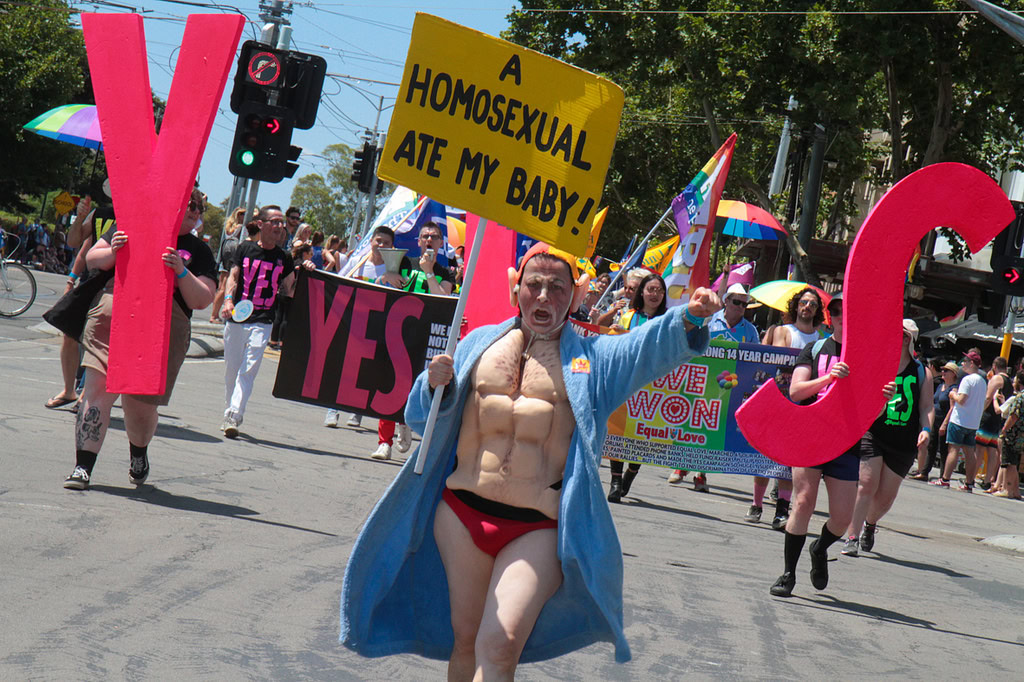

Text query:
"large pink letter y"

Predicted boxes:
[[81, 13, 243, 393]]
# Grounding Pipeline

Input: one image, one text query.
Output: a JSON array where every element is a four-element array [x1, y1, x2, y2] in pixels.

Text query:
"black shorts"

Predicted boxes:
[[859, 431, 916, 478], [809, 442, 861, 481]]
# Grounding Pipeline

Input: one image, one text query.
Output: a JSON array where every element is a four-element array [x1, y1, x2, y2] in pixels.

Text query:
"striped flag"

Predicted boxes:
[[663, 134, 737, 307], [939, 307, 966, 328]]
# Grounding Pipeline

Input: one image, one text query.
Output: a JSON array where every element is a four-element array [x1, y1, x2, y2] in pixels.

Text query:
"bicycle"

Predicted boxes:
[[0, 230, 38, 317]]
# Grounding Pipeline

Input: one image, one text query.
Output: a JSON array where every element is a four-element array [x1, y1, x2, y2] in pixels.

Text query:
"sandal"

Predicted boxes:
[[45, 395, 77, 409]]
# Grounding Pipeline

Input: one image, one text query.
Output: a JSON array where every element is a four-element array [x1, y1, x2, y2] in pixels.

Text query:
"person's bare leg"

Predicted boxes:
[[986, 444, 1000, 485], [865, 464, 906, 526], [785, 466, 821, 535], [822, 476, 858, 536], [1005, 465, 1021, 498], [942, 444, 959, 481], [962, 445, 979, 484], [76, 369, 116, 454], [434, 500, 494, 682], [56, 334, 80, 400], [121, 395, 159, 447], [847, 457, 883, 538], [210, 272, 228, 323], [474, 528, 561, 682]]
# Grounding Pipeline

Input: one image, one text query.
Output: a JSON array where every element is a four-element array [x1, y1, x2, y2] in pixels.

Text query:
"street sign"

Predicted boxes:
[[377, 13, 623, 256], [53, 190, 75, 216]]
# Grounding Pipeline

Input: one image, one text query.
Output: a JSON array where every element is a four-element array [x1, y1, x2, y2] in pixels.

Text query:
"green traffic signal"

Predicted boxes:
[[239, 149, 256, 166]]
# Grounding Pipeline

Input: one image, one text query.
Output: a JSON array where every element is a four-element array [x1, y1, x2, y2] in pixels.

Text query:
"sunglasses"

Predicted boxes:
[[287, 214, 300, 221], [188, 199, 204, 213], [729, 298, 749, 307], [798, 299, 819, 309]]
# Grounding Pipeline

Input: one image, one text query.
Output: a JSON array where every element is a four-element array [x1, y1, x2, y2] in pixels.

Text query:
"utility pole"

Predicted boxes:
[[359, 96, 385, 238], [220, 1, 292, 259]]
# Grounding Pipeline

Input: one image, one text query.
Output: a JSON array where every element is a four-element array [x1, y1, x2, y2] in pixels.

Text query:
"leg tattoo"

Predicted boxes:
[[76, 406, 102, 450]]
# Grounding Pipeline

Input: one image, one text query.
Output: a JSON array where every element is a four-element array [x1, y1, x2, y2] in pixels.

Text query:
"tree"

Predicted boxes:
[[506, 0, 1024, 270], [0, 0, 89, 211], [290, 142, 392, 238]]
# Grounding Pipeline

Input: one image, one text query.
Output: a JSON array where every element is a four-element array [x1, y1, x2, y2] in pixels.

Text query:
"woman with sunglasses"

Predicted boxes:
[[607, 273, 668, 502]]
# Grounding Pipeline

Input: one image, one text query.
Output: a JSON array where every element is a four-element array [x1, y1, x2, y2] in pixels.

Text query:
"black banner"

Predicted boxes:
[[272, 269, 458, 421]]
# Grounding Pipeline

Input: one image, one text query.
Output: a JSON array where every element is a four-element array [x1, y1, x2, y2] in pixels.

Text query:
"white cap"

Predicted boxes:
[[725, 283, 749, 300]]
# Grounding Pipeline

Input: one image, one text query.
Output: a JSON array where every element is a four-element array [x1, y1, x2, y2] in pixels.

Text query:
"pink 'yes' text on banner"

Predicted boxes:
[[81, 13, 243, 394]]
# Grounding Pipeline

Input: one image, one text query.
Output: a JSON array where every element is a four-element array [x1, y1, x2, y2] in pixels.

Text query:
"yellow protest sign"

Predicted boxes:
[[379, 13, 624, 256]]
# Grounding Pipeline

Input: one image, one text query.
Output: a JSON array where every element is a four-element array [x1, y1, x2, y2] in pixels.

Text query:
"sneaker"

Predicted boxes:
[[63, 466, 90, 490], [324, 410, 340, 428], [346, 414, 362, 428], [978, 480, 992, 491], [770, 572, 795, 597], [744, 505, 762, 523], [929, 478, 950, 488], [371, 443, 392, 460], [222, 417, 239, 439], [129, 453, 149, 486], [771, 498, 790, 531], [808, 540, 829, 590], [841, 536, 859, 557], [396, 424, 412, 453], [667, 469, 685, 484], [693, 474, 709, 492], [957, 482, 973, 493]]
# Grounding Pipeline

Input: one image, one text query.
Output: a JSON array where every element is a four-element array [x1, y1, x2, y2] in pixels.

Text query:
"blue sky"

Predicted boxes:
[[73, 1, 517, 207]]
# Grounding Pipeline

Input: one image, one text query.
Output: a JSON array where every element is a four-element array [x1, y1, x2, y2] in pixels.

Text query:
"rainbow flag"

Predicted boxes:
[[939, 307, 966, 328], [663, 134, 737, 307]]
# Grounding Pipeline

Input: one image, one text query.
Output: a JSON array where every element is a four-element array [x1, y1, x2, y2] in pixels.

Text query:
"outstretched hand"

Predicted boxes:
[[687, 287, 722, 319]]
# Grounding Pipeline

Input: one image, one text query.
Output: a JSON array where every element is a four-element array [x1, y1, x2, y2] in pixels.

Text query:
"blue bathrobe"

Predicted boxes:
[[340, 307, 708, 663]]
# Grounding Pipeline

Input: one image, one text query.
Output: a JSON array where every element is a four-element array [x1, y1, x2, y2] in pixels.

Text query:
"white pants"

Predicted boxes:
[[223, 321, 271, 421]]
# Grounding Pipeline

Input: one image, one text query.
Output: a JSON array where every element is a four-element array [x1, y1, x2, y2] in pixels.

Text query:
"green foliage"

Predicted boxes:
[[290, 143, 391, 238], [506, 0, 1024, 267], [0, 1, 89, 211]]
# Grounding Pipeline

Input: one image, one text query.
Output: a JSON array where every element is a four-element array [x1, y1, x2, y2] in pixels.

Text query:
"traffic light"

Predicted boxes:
[[352, 142, 379, 193], [228, 101, 296, 183], [989, 200, 1024, 296]]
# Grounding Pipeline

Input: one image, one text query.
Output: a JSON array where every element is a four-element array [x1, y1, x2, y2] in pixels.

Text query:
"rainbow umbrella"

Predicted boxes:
[[23, 104, 103, 150], [715, 200, 786, 240], [749, 280, 832, 313]]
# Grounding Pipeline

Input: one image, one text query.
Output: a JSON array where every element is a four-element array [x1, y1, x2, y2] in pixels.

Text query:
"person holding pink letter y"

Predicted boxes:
[[80, 12, 242, 395]]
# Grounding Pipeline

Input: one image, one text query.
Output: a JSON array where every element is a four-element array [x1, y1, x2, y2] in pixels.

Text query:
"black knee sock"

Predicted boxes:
[[129, 442, 148, 460], [76, 449, 98, 474], [610, 460, 624, 476], [815, 522, 842, 553], [783, 531, 806, 574]]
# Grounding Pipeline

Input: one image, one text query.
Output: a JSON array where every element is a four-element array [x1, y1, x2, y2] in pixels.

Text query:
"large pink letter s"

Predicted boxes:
[[736, 163, 1015, 467], [82, 13, 243, 394]]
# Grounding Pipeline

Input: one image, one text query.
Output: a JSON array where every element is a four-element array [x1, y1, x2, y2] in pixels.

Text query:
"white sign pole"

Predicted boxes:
[[413, 217, 489, 475]]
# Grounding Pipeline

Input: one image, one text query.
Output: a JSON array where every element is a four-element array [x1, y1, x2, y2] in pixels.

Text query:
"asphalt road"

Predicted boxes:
[[1, 271, 1022, 680]]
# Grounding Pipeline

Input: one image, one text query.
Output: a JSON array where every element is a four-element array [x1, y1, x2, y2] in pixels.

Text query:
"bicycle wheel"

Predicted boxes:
[[0, 261, 37, 317]]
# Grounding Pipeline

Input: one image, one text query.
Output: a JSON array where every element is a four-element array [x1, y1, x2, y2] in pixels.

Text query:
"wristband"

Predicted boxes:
[[68, 272, 79, 281], [684, 308, 706, 328], [176, 268, 188, 279], [224, 295, 233, 301], [922, 426, 931, 434]]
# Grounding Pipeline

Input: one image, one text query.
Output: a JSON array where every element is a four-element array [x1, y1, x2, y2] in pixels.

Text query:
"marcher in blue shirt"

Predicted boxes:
[[707, 283, 760, 342]]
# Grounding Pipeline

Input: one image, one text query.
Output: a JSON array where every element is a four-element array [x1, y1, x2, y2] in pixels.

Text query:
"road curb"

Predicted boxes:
[[29, 321, 224, 359], [980, 534, 1024, 554]]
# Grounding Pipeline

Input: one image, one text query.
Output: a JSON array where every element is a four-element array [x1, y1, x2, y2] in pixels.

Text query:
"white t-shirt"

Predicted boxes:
[[355, 259, 386, 282], [950, 371, 987, 430]]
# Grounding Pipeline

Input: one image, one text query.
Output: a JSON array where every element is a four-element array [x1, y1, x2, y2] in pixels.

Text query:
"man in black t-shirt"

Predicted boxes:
[[841, 319, 932, 557], [399, 222, 456, 296], [219, 204, 308, 439]]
